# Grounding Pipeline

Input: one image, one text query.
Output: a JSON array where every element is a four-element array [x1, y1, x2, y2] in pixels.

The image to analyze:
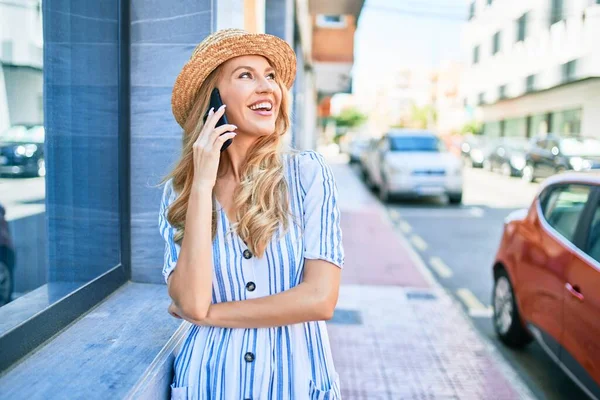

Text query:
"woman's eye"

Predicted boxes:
[[239, 72, 252, 79], [266, 73, 276, 80]]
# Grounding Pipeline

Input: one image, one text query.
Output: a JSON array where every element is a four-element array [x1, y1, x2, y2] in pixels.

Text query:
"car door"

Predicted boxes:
[[517, 184, 591, 356], [539, 139, 559, 178], [561, 188, 600, 397], [527, 139, 545, 177]]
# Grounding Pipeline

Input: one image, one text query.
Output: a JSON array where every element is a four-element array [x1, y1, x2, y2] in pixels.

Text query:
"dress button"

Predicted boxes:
[[244, 352, 255, 362], [246, 281, 256, 292], [243, 249, 253, 259]]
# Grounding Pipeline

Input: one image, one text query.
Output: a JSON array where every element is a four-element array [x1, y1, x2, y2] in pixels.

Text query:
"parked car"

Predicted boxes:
[[492, 173, 600, 399], [486, 137, 530, 177], [346, 137, 371, 164], [461, 135, 497, 168], [0, 203, 15, 306], [522, 135, 600, 182], [361, 130, 463, 204], [0, 124, 46, 178]]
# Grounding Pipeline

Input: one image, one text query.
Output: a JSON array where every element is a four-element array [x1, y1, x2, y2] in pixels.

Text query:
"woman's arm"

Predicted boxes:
[[169, 259, 341, 328]]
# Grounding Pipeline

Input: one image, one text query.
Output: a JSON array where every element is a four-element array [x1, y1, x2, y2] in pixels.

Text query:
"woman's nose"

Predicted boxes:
[[256, 76, 274, 93]]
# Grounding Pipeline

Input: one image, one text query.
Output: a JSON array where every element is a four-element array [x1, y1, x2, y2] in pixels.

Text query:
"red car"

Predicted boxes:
[[493, 172, 600, 400]]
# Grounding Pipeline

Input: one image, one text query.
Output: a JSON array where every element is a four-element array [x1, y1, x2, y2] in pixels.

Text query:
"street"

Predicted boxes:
[[359, 165, 589, 400]]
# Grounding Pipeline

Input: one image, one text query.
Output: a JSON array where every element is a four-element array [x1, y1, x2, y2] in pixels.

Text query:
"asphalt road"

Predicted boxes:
[[372, 166, 589, 400]]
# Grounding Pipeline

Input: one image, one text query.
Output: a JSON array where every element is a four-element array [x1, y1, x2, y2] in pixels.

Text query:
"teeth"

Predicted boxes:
[[249, 102, 272, 111]]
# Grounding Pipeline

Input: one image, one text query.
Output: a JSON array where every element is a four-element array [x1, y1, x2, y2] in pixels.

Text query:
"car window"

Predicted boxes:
[[585, 203, 600, 263], [542, 185, 591, 243], [388, 136, 443, 152]]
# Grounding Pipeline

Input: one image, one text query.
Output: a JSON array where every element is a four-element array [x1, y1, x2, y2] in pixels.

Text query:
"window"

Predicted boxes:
[[525, 74, 536, 92], [469, 2, 476, 20], [585, 205, 600, 263], [487, 0, 494, 5], [473, 45, 480, 64], [478, 92, 485, 105], [552, 108, 582, 136], [492, 31, 501, 55], [388, 135, 443, 152], [542, 185, 591, 243], [498, 85, 507, 99], [550, 0, 564, 26], [562, 59, 577, 83], [316, 15, 347, 28], [516, 13, 528, 42], [0, 1, 128, 370]]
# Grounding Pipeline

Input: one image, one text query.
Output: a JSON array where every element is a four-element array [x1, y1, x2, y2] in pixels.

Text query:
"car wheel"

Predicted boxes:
[[493, 268, 532, 348], [379, 176, 391, 203], [501, 162, 512, 177], [448, 193, 462, 205], [0, 260, 12, 307], [522, 164, 535, 183]]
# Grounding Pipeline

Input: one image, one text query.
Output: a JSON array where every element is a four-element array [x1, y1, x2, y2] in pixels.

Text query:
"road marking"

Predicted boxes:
[[429, 257, 453, 278], [388, 209, 401, 220], [394, 208, 484, 218], [398, 220, 412, 234], [456, 288, 493, 318], [410, 234, 428, 251]]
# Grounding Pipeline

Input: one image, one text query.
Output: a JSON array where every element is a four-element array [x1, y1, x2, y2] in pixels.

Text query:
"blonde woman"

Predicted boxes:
[[158, 29, 344, 400]]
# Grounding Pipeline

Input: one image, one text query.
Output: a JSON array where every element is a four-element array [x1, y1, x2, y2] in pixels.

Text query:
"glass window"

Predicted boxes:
[[469, 2, 476, 20], [504, 117, 527, 138], [388, 135, 444, 152], [525, 74, 536, 92], [516, 13, 528, 42], [561, 59, 577, 83], [585, 205, 600, 263], [550, 0, 564, 26], [492, 31, 501, 55], [473, 45, 480, 64], [542, 185, 591, 243], [551, 108, 582, 136], [316, 15, 347, 28], [0, 0, 125, 352]]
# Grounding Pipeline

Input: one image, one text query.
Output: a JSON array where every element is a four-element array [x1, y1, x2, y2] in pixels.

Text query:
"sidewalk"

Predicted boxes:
[[326, 156, 535, 400]]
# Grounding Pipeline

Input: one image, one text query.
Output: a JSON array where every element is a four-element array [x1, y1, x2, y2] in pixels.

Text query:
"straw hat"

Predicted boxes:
[[171, 29, 297, 128]]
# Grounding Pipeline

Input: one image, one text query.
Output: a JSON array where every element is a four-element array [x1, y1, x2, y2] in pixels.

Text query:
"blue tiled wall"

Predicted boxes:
[[130, 0, 214, 283]]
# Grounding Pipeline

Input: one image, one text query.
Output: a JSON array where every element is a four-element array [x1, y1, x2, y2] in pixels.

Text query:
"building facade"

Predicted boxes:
[[462, 0, 600, 138]]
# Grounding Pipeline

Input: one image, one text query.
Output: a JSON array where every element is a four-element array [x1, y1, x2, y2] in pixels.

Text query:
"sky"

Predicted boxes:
[[353, 0, 468, 88]]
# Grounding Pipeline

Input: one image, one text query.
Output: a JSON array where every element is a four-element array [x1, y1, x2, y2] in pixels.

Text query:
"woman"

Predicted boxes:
[[158, 29, 344, 400]]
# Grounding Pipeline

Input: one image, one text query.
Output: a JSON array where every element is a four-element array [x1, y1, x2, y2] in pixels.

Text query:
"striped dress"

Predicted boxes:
[[158, 150, 344, 400]]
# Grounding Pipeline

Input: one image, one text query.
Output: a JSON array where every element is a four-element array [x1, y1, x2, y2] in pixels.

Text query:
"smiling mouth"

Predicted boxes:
[[248, 101, 273, 112]]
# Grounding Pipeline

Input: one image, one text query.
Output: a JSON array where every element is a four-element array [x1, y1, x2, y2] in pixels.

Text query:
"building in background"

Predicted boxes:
[[434, 61, 466, 136], [462, 0, 600, 139], [309, 0, 364, 148], [0, 0, 43, 132]]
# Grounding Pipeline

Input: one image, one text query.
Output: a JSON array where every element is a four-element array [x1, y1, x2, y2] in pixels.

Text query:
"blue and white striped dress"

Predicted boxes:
[[158, 150, 344, 400]]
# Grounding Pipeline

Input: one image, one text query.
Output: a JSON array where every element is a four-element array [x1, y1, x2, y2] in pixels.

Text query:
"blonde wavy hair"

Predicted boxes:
[[160, 63, 293, 258]]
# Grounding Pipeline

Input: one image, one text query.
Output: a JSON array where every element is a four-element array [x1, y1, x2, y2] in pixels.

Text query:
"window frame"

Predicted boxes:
[[516, 12, 528, 43], [539, 183, 600, 251], [0, 0, 131, 372], [492, 31, 501, 55]]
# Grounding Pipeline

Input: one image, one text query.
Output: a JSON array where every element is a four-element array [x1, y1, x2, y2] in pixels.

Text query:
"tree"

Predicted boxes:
[[460, 120, 482, 135], [332, 108, 367, 129]]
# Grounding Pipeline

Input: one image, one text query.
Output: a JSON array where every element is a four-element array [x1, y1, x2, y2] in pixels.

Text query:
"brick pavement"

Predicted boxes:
[[326, 157, 535, 400]]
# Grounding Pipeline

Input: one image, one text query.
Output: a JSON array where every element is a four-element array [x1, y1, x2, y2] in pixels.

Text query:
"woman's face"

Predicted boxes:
[[217, 55, 283, 138]]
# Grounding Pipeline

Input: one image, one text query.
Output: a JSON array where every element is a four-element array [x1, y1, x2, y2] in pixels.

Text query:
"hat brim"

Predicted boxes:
[[171, 32, 297, 128]]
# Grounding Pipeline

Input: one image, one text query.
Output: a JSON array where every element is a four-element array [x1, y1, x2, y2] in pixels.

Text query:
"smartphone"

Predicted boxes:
[[203, 88, 233, 152]]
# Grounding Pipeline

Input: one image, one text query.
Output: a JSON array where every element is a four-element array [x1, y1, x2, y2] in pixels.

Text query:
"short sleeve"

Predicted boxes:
[[298, 151, 344, 268], [158, 179, 181, 284]]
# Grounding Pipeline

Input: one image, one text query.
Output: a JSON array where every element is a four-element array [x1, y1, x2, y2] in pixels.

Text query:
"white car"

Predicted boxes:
[[363, 130, 463, 204]]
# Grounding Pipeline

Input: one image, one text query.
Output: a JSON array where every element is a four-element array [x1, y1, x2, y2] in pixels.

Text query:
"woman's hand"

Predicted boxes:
[[192, 105, 237, 188]]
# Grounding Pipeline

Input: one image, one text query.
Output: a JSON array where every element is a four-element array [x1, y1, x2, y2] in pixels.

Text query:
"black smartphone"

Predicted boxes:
[[203, 88, 233, 152]]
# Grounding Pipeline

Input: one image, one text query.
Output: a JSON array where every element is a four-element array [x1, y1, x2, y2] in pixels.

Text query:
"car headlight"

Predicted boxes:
[[14, 144, 37, 158], [510, 155, 526, 170], [569, 157, 592, 171], [471, 149, 483, 163]]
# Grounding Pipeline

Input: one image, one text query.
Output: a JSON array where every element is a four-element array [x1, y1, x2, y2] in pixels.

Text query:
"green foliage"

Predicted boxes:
[[333, 108, 367, 128], [460, 120, 482, 135]]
